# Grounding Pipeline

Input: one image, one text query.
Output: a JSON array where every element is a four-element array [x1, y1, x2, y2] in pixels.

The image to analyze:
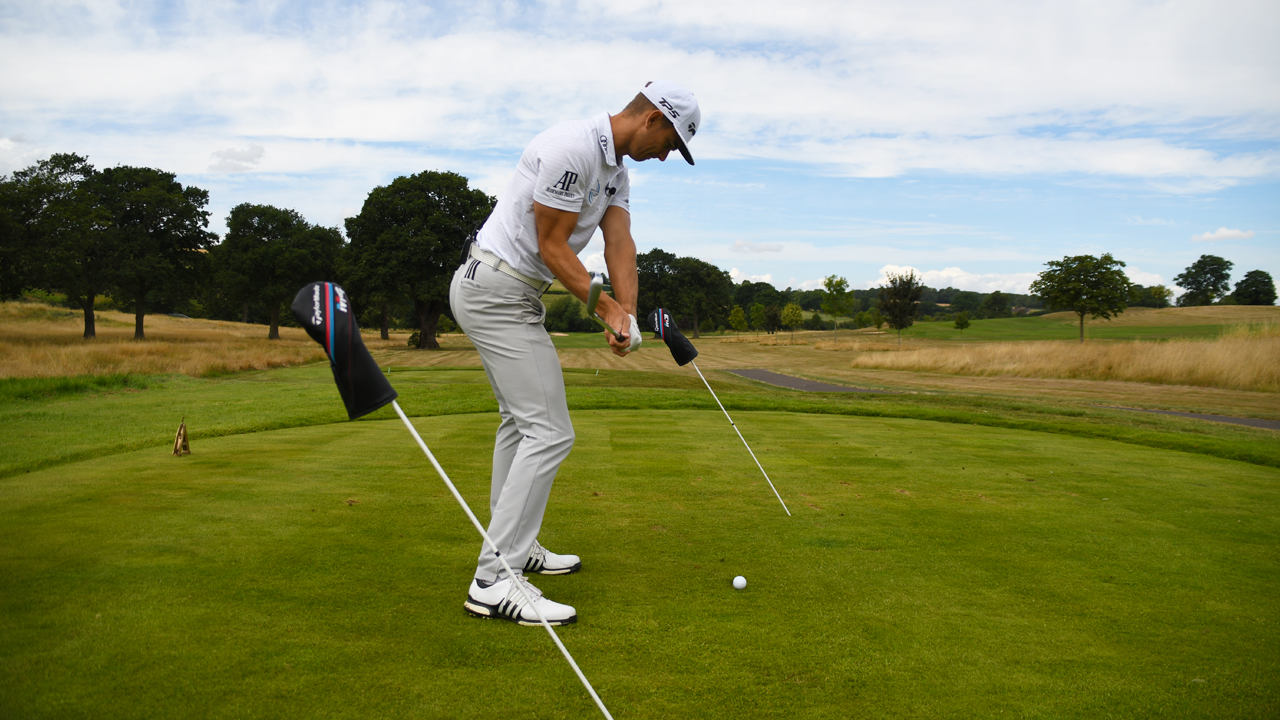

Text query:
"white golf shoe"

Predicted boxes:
[[464, 574, 577, 626], [523, 539, 582, 576]]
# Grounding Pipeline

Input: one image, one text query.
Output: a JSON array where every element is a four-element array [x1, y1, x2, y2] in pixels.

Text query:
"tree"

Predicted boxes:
[[219, 204, 342, 339], [979, 290, 1012, 318], [949, 290, 982, 314], [6, 154, 112, 338], [729, 305, 747, 334], [820, 275, 853, 343], [1029, 253, 1132, 343], [878, 270, 924, 346], [781, 302, 803, 341], [0, 174, 36, 300], [1130, 284, 1173, 308], [346, 171, 494, 349], [1233, 270, 1276, 306], [748, 302, 766, 337], [1174, 255, 1233, 306], [637, 248, 680, 319], [670, 256, 734, 338], [954, 311, 970, 331], [93, 166, 215, 340]]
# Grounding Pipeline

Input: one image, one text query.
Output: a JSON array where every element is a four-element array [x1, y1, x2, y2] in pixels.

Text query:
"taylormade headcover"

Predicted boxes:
[[649, 308, 698, 366], [291, 282, 398, 420]]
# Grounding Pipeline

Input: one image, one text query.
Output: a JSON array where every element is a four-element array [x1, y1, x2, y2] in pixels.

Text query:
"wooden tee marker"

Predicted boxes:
[[172, 419, 190, 456]]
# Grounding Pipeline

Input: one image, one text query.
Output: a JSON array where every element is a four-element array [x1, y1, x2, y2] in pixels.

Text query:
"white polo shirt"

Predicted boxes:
[[476, 112, 631, 283]]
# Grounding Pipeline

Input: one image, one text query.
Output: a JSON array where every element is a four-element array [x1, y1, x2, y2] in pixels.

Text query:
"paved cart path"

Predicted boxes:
[[726, 369, 891, 394]]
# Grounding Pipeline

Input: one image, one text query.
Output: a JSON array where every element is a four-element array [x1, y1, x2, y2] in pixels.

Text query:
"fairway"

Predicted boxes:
[[2, 411, 1276, 719]]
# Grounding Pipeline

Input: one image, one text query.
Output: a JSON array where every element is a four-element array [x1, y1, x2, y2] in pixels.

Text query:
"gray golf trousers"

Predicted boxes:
[[449, 258, 574, 583]]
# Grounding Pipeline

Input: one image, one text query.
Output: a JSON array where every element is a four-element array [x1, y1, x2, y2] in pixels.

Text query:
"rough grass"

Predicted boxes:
[[842, 325, 1280, 392], [0, 302, 326, 378]]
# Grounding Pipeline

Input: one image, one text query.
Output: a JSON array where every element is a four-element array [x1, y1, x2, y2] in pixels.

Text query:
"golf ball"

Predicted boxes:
[[733, 575, 747, 590]]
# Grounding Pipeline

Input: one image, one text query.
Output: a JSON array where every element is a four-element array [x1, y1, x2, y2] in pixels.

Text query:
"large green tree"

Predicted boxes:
[[0, 174, 35, 300], [820, 275, 853, 342], [5, 154, 113, 337], [1029, 253, 1132, 343], [637, 248, 680, 319], [218, 204, 342, 339], [1232, 270, 1276, 306], [345, 171, 494, 349], [1174, 255, 1233, 306], [879, 270, 924, 346], [671, 256, 733, 338], [979, 290, 1012, 318], [94, 166, 215, 340]]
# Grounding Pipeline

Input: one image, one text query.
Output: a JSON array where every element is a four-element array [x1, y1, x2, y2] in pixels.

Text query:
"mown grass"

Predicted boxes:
[[2, 409, 1276, 719]]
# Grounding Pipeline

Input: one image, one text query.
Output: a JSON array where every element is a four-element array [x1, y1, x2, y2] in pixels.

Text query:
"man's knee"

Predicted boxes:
[[547, 423, 575, 455]]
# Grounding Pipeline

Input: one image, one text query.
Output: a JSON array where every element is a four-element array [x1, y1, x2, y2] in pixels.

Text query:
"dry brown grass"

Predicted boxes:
[[843, 324, 1280, 392], [0, 302, 325, 378], [813, 339, 901, 352]]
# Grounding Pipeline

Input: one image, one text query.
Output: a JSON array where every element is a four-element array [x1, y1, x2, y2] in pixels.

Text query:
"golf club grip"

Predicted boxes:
[[390, 401, 615, 720]]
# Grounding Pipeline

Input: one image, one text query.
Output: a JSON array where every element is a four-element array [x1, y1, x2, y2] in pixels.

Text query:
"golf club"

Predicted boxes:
[[585, 273, 623, 340], [291, 281, 615, 720], [649, 308, 791, 517]]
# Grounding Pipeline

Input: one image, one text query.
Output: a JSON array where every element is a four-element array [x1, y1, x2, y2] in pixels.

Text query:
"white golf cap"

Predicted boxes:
[[640, 80, 701, 165]]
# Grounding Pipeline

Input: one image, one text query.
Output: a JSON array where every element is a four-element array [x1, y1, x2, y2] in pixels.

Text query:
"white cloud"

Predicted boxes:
[[866, 265, 1039, 294], [729, 267, 773, 284], [1, 0, 1276, 182], [209, 144, 265, 172], [1125, 215, 1176, 226], [731, 238, 783, 253], [1125, 268, 1165, 286], [1192, 227, 1255, 242]]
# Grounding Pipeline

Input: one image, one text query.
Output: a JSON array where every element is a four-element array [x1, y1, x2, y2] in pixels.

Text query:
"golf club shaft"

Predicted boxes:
[[689, 363, 792, 517], [390, 401, 615, 720], [591, 313, 623, 341]]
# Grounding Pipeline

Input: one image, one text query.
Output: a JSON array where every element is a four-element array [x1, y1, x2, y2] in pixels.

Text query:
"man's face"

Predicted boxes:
[[631, 113, 682, 162]]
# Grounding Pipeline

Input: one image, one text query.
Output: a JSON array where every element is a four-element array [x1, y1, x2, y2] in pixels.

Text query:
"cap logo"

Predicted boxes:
[[687, 122, 697, 137], [657, 97, 680, 119]]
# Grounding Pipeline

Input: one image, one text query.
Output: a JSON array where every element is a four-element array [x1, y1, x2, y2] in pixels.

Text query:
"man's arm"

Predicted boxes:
[[534, 201, 632, 355], [599, 205, 637, 317]]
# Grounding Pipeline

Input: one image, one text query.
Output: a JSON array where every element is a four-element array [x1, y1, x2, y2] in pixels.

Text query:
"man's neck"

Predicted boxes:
[[609, 113, 633, 164]]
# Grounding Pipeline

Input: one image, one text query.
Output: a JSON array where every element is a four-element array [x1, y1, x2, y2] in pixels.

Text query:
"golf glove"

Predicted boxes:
[[628, 314, 642, 351]]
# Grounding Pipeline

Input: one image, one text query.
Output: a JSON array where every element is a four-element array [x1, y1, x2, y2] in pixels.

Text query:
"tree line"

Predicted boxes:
[[4, 153, 1273, 349], [1, 154, 491, 348]]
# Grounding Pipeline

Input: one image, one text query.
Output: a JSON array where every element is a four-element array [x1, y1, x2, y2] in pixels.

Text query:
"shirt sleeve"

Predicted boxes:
[[532, 140, 589, 212], [608, 169, 630, 212]]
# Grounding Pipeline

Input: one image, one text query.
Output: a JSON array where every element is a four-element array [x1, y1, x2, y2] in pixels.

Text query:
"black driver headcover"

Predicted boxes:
[[291, 282, 398, 420], [649, 308, 698, 366]]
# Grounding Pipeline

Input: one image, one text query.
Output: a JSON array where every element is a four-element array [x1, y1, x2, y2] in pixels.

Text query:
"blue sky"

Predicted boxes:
[[2, 0, 1277, 296]]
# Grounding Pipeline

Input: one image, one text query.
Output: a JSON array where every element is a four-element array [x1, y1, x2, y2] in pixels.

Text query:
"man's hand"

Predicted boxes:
[[603, 308, 633, 356]]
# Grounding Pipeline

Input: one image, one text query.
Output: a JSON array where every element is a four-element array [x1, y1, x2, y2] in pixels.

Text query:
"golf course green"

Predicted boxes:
[[2, 365, 1277, 718]]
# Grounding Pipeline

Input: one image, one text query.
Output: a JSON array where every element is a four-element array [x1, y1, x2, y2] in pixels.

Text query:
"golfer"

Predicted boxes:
[[450, 81, 701, 626]]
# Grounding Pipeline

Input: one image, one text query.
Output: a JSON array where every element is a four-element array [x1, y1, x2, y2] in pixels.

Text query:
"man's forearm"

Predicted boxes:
[[604, 236, 637, 316]]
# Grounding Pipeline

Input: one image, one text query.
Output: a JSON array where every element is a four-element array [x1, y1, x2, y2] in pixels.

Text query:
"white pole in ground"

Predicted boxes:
[[391, 401, 615, 720], [689, 362, 792, 517]]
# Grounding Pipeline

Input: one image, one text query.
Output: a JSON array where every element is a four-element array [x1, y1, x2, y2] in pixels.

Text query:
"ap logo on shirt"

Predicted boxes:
[[553, 171, 578, 191]]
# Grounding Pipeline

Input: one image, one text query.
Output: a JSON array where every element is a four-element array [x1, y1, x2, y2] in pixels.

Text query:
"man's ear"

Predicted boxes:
[[646, 109, 666, 130]]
